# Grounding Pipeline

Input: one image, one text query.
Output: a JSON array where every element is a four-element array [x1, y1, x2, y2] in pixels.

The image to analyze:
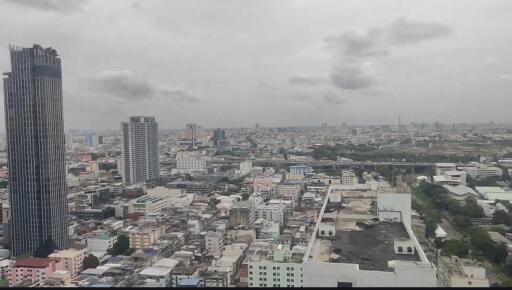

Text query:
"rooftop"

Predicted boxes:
[[14, 257, 52, 268], [315, 221, 420, 271]]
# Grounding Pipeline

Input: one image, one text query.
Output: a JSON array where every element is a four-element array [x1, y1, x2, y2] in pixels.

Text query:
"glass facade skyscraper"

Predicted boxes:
[[3, 44, 68, 256]]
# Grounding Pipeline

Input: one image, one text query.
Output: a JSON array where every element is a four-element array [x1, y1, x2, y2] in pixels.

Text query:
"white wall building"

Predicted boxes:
[[121, 116, 159, 184], [302, 184, 436, 287], [206, 231, 224, 257]]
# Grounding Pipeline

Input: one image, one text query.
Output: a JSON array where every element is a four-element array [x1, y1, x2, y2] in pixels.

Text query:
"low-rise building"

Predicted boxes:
[[205, 231, 224, 257], [248, 243, 304, 288], [438, 256, 490, 287], [48, 248, 86, 277], [6, 257, 64, 287]]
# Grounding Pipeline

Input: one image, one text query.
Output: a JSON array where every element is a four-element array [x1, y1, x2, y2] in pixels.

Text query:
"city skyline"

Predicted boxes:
[[0, 0, 511, 130]]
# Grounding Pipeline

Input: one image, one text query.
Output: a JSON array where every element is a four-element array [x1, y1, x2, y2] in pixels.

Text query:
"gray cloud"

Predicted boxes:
[[374, 18, 452, 46], [323, 18, 451, 90], [4, 0, 88, 12], [289, 73, 328, 85], [81, 70, 200, 103], [325, 31, 388, 58], [159, 87, 201, 103], [82, 70, 154, 100], [322, 92, 346, 105], [330, 61, 378, 90]]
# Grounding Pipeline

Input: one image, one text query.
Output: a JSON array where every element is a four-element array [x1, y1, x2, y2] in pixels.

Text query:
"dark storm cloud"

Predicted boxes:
[[289, 74, 328, 85], [4, 0, 88, 12], [81, 70, 200, 103]]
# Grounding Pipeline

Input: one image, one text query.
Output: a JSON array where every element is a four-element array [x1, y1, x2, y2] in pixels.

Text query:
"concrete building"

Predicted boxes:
[[48, 248, 86, 277], [6, 257, 64, 287], [255, 203, 287, 227], [86, 232, 117, 258], [459, 163, 503, 179], [173, 151, 207, 175], [289, 166, 313, 176], [205, 231, 224, 257], [213, 128, 227, 147], [435, 163, 457, 176], [438, 256, 489, 287], [433, 170, 467, 186], [127, 225, 162, 249], [248, 243, 304, 288], [341, 171, 358, 185], [121, 116, 159, 184], [3, 45, 69, 256], [229, 201, 255, 229], [129, 195, 171, 214], [302, 184, 436, 287], [239, 160, 253, 176]]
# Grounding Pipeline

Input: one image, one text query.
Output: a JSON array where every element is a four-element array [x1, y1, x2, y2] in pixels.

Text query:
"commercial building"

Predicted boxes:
[[459, 163, 503, 179], [129, 195, 171, 214], [121, 116, 159, 184], [213, 128, 227, 147], [173, 151, 207, 175], [3, 45, 68, 256], [302, 184, 436, 287], [289, 166, 313, 176]]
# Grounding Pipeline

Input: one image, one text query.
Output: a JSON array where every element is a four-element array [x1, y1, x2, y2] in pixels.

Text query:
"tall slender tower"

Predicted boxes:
[[3, 44, 68, 256], [121, 116, 159, 184]]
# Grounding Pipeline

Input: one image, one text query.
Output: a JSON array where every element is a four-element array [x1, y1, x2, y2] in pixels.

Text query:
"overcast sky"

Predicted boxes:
[[0, 0, 511, 130]]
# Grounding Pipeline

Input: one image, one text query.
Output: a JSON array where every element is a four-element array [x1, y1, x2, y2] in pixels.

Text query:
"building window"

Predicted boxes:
[[398, 246, 403, 253], [407, 247, 413, 253]]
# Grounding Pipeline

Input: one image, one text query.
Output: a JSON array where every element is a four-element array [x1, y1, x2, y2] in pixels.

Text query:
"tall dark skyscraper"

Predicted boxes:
[[3, 45, 68, 256]]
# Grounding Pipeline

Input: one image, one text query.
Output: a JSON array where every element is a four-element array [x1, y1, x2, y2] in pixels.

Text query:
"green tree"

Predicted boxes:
[[107, 235, 130, 256], [461, 197, 485, 218], [493, 210, 511, 226], [453, 215, 473, 230], [83, 254, 99, 269], [490, 242, 508, 265], [424, 217, 438, 238], [441, 239, 470, 258]]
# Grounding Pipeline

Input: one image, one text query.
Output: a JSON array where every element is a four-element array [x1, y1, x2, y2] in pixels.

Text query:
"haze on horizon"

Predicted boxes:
[[0, 0, 511, 131]]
